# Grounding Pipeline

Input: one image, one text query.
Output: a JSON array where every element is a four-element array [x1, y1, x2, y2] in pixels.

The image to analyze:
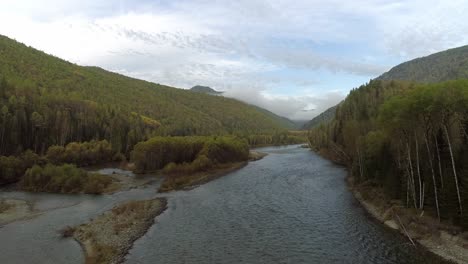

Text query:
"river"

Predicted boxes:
[[0, 145, 448, 263]]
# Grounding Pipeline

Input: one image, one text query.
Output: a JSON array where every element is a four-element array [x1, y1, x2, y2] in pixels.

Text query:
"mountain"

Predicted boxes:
[[190, 85, 223, 95], [0, 35, 293, 155], [307, 45, 468, 228], [303, 45, 468, 130], [301, 105, 338, 130], [250, 105, 298, 130], [188, 86, 297, 129], [377, 45, 468, 83]]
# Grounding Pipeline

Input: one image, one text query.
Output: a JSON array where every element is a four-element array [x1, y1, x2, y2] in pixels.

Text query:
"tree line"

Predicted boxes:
[[0, 140, 117, 186], [131, 136, 249, 174], [246, 131, 307, 146], [0, 76, 159, 156]]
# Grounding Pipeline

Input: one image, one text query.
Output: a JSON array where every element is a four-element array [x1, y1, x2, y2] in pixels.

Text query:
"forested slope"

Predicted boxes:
[[309, 79, 468, 227], [303, 45, 468, 130], [301, 105, 338, 130], [378, 45, 468, 83], [0, 35, 292, 156]]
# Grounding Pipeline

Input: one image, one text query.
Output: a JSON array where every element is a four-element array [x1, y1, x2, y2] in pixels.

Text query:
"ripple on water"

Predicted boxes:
[[0, 146, 450, 264], [124, 146, 449, 264]]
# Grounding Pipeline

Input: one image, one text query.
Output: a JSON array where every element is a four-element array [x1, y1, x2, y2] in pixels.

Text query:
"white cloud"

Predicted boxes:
[[1, 0, 467, 119]]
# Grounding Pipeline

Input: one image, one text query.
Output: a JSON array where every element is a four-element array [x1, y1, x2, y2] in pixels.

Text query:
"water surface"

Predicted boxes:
[[126, 145, 447, 264], [0, 146, 448, 264]]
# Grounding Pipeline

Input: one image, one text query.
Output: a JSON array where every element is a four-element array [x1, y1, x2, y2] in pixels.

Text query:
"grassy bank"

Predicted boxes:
[[349, 177, 467, 264], [70, 198, 167, 264]]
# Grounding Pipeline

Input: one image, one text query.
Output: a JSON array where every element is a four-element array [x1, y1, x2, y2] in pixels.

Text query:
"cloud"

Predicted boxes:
[[224, 86, 345, 120], [1, 0, 467, 119]]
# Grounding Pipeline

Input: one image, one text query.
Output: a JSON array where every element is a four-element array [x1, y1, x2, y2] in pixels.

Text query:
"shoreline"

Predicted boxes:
[[158, 161, 248, 192], [348, 176, 468, 264], [158, 150, 267, 193], [71, 198, 168, 264]]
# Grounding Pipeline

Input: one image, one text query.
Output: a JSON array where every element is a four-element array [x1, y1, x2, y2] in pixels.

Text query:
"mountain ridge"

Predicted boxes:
[[0, 34, 294, 134], [303, 44, 468, 130]]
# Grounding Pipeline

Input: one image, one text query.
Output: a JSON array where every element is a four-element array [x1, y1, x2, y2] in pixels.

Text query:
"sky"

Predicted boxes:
[[1, 0, 468, 120]]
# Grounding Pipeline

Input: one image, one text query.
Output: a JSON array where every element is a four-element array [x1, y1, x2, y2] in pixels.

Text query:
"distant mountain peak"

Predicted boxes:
[[190, 85, 223, 95]]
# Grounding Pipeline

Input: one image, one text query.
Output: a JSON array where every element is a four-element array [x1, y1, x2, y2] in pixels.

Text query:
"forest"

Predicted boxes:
[[308, 79, 468, 228], [0, 34, 295, 156], [0, 34, 305, 193]]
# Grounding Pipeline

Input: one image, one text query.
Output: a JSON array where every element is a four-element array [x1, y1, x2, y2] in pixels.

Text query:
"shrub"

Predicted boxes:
[[132, 136, 248, 173], [0, 150, 44, 185], [46, 140, 118, 167], [21, 164, 112, 194]]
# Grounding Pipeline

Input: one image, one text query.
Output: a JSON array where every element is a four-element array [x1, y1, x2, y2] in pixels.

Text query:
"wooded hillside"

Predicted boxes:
[[0, 35, 294, 156], [308, 79, 468, 227]]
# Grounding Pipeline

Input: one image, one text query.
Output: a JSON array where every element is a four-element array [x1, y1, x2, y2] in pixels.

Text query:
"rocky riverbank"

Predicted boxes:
[[349, 177, 468, 264], [70, 198, 167, 264]]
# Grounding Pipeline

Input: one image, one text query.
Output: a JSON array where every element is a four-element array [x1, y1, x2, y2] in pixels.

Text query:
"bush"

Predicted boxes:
[[46, 140, 118, 167], [132, 136, 249, 173], [21, 164, 112, 194], [0, 150, 44, 185]]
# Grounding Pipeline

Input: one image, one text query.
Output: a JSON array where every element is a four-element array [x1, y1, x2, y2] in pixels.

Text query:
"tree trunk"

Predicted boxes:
[[406, 167, 410, 207], [459, 119, 468, 140], [422, 182, 425, 210], [357, 148, 364, 180], [434, 134, 444, 188], [425, 133, 440, 221], [0, 116, 5, 154], [443, 124, 463, 215], [415, 134, 423, 209], [407, 142, 417, 209]]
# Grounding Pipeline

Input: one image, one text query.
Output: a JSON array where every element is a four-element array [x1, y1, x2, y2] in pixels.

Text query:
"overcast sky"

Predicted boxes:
[[1, 0, 468, 120]]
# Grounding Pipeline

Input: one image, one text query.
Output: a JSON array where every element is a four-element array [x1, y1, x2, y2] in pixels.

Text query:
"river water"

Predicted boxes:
[[0, 145, 448, 264]]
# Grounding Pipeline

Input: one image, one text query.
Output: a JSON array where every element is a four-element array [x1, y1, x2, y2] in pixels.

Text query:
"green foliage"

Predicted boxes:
[[308, 79, 468, 226], [131, 136, 249, 173], [21, 164, 112, 194], [0, 35, 293, 158], [46, 140, 116, 167], [0, 150, 43, 184], [246, 131, 308, 146], [378, 45, 468, 83]]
